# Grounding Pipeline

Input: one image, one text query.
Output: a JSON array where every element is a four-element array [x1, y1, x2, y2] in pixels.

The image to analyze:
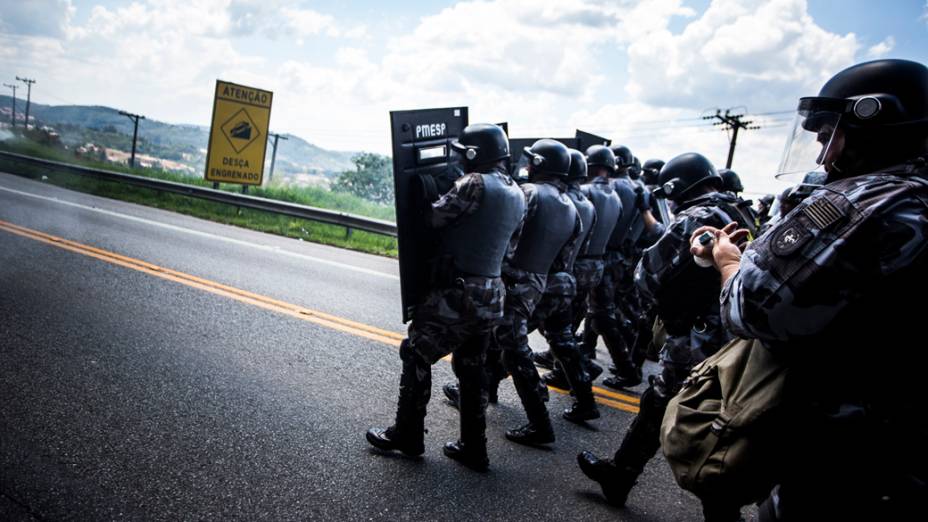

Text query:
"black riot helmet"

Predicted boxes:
[[611, 145, 634, 169], [585, 144, 616, 171], [718, 168, 744, 194], [642, 158, 664, 185], [523, 139, 571, 178], [566, 148, 588, 182], [451, 123, 510, 170], [778, 59, 928, 181], [653, 152, 723, 203], [628, 157, 642, 179]]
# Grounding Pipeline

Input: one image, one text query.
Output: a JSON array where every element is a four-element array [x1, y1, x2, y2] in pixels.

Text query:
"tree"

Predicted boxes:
[[332, 152, 393, 204]]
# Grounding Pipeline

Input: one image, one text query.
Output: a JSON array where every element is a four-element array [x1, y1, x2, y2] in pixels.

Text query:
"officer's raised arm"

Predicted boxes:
[[428, 173, 484, 229]]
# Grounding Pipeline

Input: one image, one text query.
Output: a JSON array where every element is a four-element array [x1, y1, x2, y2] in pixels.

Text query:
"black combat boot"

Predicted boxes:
[[367, 339, 426, 457], [576, 451, 637, 506], [505, 417, 555, 445], [531, 349, 556, 370], [448, 352, 491, 472], [442, 383, 460, 408], [541, 368, 571, 390], [584, 359, 604, 381], [563, 391, 600, 423], [443, 440, 489, 472], [602, 367, 642, 390], [366, 425, 424, 457]]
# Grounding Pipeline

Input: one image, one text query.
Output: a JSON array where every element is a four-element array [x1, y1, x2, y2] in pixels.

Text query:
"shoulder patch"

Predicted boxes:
[[802, 198, 844, 230], [771, 224, 811, 257]]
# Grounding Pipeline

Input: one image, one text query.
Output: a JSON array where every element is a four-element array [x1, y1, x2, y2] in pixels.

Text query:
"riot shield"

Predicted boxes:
[[655, 197, 672, 225], [574, 129, 611, 152], [390, 107, 469, 323]]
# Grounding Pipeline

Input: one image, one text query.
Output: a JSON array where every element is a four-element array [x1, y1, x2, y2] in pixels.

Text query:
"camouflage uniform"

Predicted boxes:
[[528, 182, 598, 401], [584, 176, 640, 378], [626, 182, 666, 367], [393, 168, 524, 453], [492, 179, 581, 428], [609, 191, 753, 488], [528, 271, 580, 383], [721, 162, 928, 519]]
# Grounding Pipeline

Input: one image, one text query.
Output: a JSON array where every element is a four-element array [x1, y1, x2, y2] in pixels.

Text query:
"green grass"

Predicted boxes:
[[0, 137, 398, 257]]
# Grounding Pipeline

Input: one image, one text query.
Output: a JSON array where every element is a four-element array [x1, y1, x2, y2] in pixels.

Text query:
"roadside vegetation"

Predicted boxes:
[[0, 135, 398, 257]]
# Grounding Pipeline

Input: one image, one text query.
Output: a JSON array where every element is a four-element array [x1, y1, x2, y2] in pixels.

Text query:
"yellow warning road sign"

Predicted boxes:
[[205, 80, 273, 186]]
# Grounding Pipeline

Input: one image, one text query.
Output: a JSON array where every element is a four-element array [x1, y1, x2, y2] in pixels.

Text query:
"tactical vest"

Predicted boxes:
[[440, 172, 526, 277], [581, 180, 622, 256], [566, 186, 595, 269], [652, 192, 755, 324], [608, 176, 640, 253], [702, 193, 758, 237], [509, 182, 577, 274]]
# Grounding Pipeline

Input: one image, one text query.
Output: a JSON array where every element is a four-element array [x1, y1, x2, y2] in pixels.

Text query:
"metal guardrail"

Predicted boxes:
[[0, 151, 398, 237]]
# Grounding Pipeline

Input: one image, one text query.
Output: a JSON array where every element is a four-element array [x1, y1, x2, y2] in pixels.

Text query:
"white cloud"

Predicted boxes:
[[282, 7, 335, 40], [865, 36, 895, 59], [627, 0, 859, 111], [0, 0, 902, 197], [0, 0, 75, 38]]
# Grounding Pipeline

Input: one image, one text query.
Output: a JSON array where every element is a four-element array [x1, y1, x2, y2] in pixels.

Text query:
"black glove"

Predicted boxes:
[[416, 173, 440, 204], [634, 186, 651, 211]]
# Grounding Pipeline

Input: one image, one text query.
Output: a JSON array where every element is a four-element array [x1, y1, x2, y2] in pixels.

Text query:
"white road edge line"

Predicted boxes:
[[0, 184, 400, 281]]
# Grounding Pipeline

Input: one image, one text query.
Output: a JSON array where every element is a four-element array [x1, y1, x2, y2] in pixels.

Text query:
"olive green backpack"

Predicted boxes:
[[660, 337, 789, 507]]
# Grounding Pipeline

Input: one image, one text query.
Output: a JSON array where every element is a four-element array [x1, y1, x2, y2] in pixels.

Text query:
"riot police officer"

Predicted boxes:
[[717, 168, 760, 235], [641, 159, 665, 189], [718, 168, 744, 195], [536, 145, 625, 382], [491, 139, 582, 445], [580, 145, 639, 387], [577, 152, 756, 518], [599, 144, 647, 389], [524, 148, 602, 422], [611, 145, 635, 177], [695, 59, 928, 520], [367, 123, 525, 472], [755, 194, 775, 229]]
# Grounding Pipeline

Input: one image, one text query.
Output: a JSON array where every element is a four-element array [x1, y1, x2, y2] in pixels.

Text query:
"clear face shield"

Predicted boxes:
[[776, 97, 848, 182]]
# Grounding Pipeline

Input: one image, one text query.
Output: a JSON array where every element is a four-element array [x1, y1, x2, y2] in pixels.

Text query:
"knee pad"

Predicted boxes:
[[399, 339, 415, 363]]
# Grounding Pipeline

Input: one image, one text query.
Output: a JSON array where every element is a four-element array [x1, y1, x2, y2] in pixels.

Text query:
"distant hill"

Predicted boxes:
[[0, 95, 358, 181]]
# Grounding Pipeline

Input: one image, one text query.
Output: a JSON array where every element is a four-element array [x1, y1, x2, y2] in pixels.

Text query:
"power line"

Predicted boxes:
[[746, 109, 794, 117]]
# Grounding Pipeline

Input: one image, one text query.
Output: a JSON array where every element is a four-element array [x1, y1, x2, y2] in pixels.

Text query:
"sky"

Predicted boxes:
[[2, 0, 927, 196]]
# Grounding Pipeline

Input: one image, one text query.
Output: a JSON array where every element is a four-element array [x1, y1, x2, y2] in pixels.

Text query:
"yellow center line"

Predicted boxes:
[[592, 386, 641, 404], [547, 385, 641, 412], [0, 219, 641, 414]]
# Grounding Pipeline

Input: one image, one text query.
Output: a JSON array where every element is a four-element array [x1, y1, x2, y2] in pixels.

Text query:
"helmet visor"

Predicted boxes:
[[775, 97, 846, 181]]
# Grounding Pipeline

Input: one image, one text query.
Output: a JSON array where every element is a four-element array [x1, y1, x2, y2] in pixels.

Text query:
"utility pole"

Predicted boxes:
[[16, 77, 35, 129], [267, 132, 288, 185], [118, 110, 145, 167], [3, 83, 17, 127], [702, 109, 760, 168]]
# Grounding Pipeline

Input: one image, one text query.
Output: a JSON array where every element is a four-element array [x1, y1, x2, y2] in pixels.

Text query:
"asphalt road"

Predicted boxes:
[[0, 172, 706, 521]]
